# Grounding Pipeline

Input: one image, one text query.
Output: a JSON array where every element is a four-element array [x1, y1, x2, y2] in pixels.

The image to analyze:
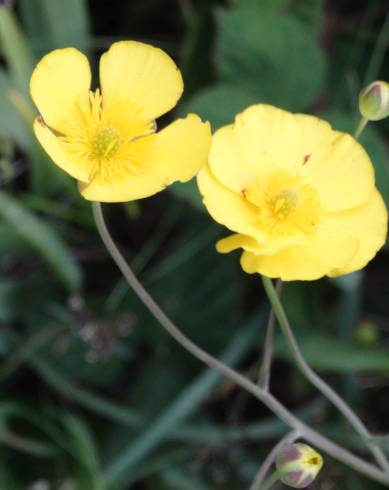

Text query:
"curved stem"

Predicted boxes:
[[261, 276, 389, 473], [92, 202, 389, 486], [250, 430, 299, 490], [262, 471, 280, 490]]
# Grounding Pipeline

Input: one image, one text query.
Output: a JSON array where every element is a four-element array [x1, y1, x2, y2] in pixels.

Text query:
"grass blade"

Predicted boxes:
[[104, 308, 267, 486], [0, 190, 81, 291]]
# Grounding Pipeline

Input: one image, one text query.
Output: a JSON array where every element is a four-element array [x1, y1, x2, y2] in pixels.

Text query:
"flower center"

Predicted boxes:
[[244, 170, 322, 235], [93, 126, 122, 159], [270, 189, 298, 220]]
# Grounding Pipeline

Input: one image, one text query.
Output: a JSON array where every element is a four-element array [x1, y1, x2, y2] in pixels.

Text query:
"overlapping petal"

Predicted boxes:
[[197, 166, 267, 242], [31, 41, 210, 203], [241, 247, 329, 281], [33, 118, 90, 182], [199, 103, 387, 280], [241, 227, 357, 281], [80, 115, 211, 202], [216, 233, 259, 254], [327, 189, 388, 275], [99, 41, 183, 121], [30, 48, 91, 133], [131, 114, 211, 185], [209, 105, 303, 193]]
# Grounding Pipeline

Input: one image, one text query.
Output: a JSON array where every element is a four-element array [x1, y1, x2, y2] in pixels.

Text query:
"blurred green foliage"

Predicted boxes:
[[0, 0, 388, 489]]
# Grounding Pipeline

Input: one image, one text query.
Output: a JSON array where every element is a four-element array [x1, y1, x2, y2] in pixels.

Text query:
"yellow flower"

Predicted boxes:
[[30, 41, 211, 202], [197, 104, 388, 281]]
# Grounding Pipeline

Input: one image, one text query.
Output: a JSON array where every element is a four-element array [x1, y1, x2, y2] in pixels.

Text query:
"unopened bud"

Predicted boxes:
[[359, 81, 389, 121], [276, 443, 323, 488]]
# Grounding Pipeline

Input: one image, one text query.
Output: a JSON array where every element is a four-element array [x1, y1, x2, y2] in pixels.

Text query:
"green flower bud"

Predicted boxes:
[[355, 321, 379, 347], [359, 80, 389, 121], [276, 443, 323, 488]]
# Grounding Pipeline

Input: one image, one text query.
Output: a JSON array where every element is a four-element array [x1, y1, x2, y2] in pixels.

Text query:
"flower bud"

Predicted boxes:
[[275, 443, 323, 488], [359, 81, 389, 121]]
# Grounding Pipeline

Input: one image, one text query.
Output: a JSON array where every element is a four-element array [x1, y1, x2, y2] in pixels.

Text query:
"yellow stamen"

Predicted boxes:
[[244, 170, 321, 235]]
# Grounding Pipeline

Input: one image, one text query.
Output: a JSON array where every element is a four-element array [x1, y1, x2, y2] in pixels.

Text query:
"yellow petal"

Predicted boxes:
[[240, 227, 358, 281], [327, 189, 388, 276], [296, 114, 375, 211], [80, 115, 210, 202], [132, 114, 211, 185], [33, 118, 90, 183], [99, 41, 183, 121], [216, 234, 260, 253], [30, 48, 91, 133], [217, 231, 308, 256], [209, 105, 303, 192], [197, 166, 267, 242], [79, 172, 166, 202], [241, 248, 329, 281]]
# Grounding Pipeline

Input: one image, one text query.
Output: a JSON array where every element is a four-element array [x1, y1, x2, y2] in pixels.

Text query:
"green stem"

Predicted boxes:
[[261, 276, 389, 473], [92, 202, 389, 486], [262, 472, 280, 490], [354, 116, 368, 140], [250, 430, 299, 490], [258, 280, 282, 390]]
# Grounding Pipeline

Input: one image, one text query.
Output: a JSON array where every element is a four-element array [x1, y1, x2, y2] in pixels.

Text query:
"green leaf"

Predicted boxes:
[[0, 68, 59, 192], [215, 8, 326, 110], [232, 0, 289, 11], [179, 3, 214, 97], [182, 83, 260, 129], [0, 69, 32, 150], [0, 5, 35, 95], [0, 458, 23, 490], [170, 180, 204, 210], [231, 0, 324, 31], [31, 357, 142, 429], [277, 334, 389, 373], [0, 279, 19, 323], [19, 0, 90, 55], [0, 191, 81, 291], [290, 0, 324, 31], [64, 415, 106, 490]]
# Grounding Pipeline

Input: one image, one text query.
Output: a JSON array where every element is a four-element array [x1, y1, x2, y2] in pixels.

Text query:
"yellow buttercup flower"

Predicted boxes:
[[30, 41, 211, 202], [198, 104, 388, 281]]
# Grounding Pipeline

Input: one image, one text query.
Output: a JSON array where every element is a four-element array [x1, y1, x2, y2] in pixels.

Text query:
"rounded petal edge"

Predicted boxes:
[[78, 173, 166, 202], [240, 248, 330, 281], [30, 48, 91, 133], [328, 189, 388, 276], [216, 233, 260, 254], [100, 40, 183, 121]]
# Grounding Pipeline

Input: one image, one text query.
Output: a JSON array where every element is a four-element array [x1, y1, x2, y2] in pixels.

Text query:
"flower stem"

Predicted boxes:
[[262, 471, 280, 490], [258, 280, 282, 390], [250, 430, 299, 490], [261, 276, 389, 473], [354, 116, 368, 140], [92, 202, 389, 486]]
